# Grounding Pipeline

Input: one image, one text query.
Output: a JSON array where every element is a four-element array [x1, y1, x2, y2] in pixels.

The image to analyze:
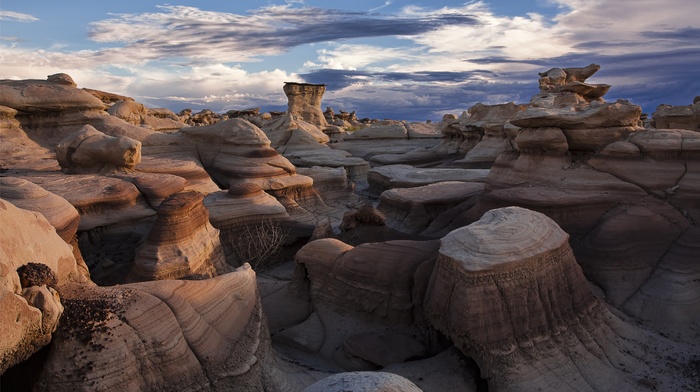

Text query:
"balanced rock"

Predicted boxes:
[[284, 82, 328, 128], [55, 124, 141, 173]]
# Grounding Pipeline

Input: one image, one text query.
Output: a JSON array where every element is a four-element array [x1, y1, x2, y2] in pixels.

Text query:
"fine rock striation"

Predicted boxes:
[[131, 191, 231, 281], [425, 206, 697, 391], [283, 82, 328, 128]]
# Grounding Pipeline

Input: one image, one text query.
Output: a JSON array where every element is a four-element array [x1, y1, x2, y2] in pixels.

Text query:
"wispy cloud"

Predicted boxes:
[[370, 1, 393, 13], [0, 10, 39, 22]]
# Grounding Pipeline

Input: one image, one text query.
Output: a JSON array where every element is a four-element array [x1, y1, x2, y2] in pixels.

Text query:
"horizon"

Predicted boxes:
[[1, 0, 699, 121]]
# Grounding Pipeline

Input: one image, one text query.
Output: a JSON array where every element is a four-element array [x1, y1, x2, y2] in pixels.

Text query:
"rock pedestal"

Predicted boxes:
[[283, 82, 328, 128]]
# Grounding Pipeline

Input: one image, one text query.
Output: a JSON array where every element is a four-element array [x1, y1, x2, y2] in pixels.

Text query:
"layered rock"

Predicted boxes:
[[303, 372, 422, 392], [283, 82, 328, 128], [0, 76, 105, 113], [108, 100, 185, 132], [652, 96, 700, 131], [368, 164, 489, 194], [424, 207, 694, 391], [55, 124, 141, 173], [295, 238, 440, 324], [378, 181, 484, 235], [0, 199, 89, 373], [131, 191, 230, 281], [34, 264, 282, 391]]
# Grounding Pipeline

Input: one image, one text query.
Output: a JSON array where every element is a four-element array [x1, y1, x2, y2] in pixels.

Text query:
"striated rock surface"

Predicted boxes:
[[368, 164, 489, 194], [284, 82, 328, 128], [378, 181, 484, 235], [303, 371, 422, 392], [0, 177, 80, 243], [108, 100, 185, 132], [35, 264, 282, 391], [0, 199, 88, 373], [425, 207, 696, 391], [295, 238, 440, 324], [55, 124, 141, 173], [131, 191, 230, 281], [0, 77, 105, 113]]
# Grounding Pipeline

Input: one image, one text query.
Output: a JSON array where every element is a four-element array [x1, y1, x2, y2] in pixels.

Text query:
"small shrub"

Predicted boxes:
[[232, 219, 288, 271]]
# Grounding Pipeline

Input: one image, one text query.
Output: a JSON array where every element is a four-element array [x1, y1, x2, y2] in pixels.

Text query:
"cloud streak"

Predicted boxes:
[[0, 11, 39, 22]]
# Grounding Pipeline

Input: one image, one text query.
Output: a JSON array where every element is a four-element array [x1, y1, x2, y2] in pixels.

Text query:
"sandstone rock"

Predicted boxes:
[[108, 100, 185, 132], [405, 122, 442, 139], [284, 82, 328, 128], [114, 171, 187, 207], [131, 191, 230, 281], [511, 100, 641, 129], [55, 125, 141, 173], [28, 174, 156, 231], [272, 312, 324, 353], [424, 207, 693, 391], [35, 264, 283, 391], [378, 181, 484, 235], [514, 126, 569, 154], [303, 372, 422, 392], [652, 98, 700, 131], [83, 88, 134, 105], [0, 76, 105, 113], [295, 238, 440, 324], [0, 177, 80, 242], [368, 164, 489, 194], [343, 332, 425, 366], [339, 205, 385, 231], [0, 199, 88, 373], [343, 123, 408, 140]]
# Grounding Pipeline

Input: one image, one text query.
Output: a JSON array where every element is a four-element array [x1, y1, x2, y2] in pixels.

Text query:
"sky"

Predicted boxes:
[[1, 0, 699, 121]]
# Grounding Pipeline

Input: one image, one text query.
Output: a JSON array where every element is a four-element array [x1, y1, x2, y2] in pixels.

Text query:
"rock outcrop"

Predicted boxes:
[[283, 82, 328, 128], [303, 371, 422, 392], [55, 124, 141, 173], [34, 264, 282, 391], [131, 191, 230, 281], [652, 96, 700, 131], [0, 199, 89, 373]]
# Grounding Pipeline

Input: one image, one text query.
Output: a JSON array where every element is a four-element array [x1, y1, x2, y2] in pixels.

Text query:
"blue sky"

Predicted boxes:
[[1, 0, 699, 121]]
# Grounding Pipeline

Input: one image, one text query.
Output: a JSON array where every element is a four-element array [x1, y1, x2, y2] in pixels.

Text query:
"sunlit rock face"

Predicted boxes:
[[34, 265, 282, 392], [131, 191, 230, 281], [55, 125, 141, 173], [283, 82, 328, 128], [0, 199, 90, 373]]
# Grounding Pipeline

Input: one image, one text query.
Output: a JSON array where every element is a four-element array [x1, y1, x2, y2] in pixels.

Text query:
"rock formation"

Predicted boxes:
[[131, 191, 230, 281], [652, 96, 700, 131], [303, 371, 422, 392], [283, 82, 328, 128], [368, 164, 489, 194], [55, 124, 141, 173]]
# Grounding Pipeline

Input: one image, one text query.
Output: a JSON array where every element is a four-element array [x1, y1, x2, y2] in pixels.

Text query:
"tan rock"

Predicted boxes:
[[132, 191, 230, 281], [284, 82, 328, 128], [55, 125, 141, 173], [514, 127, 569, 154], [652, 98, 700, 131], [343, 123, 408, 140], [35, 264, 283, 391], [511, 100, 641, 129], [0, 76, 105, 113], [378, 181, 484, 235], [368, 164, 489, 194]]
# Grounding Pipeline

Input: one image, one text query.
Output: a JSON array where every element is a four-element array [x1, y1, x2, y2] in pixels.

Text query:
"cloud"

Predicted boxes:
[[86, 5, 477, 65], [0, 11, 39, 22], [370, 1, 393, 13]]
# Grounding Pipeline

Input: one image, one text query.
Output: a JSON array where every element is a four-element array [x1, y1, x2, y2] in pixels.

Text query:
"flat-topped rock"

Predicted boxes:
[[27, 174, 156, 231], [368, 164, 489, 194], [0, 77, 106, 113], [303, 371, 422, 392], [378, 181, 484, 235], [510, 100, 641, 129]]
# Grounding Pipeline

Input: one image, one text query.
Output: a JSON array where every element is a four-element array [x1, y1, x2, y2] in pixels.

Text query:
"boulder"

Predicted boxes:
[[55, 125, 141, 173]]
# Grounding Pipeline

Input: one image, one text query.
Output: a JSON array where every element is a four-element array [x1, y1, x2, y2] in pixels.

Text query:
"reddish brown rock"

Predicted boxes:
[[55, 125, 141, 173], [131, 191, 230, 281]]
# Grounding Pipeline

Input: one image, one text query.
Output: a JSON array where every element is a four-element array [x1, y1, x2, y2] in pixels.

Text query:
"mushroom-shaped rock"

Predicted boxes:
[[132, 191, 230, 281], [425, 207, 595, 376], [34, 264, 282, 391], [283, 82, 328, 128], [55, 125, 141, 173], [303, 371, 422, 392]]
